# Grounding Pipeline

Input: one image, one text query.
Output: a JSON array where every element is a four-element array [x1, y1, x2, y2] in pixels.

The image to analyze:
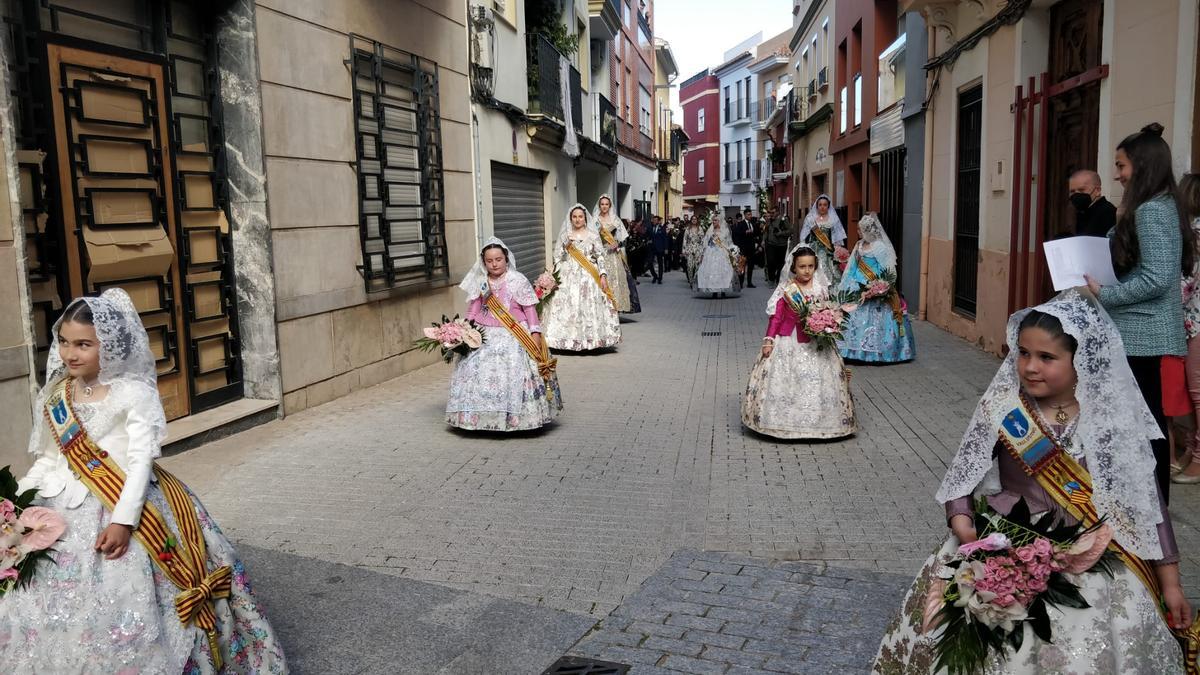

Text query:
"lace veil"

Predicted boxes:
[[838, 213, 896, 293], [457, 236, 536, 304], [798, 193, 847, 245], [591, 194, 628, 242], [935, 290, 1166, 559], [767, 243, 833, 315], [29, 288, 167, 454], [554, 203, 598, 253]]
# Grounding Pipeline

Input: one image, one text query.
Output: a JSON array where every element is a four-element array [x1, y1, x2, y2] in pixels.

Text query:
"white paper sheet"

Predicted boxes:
[[1042, 236, 1119, 291]]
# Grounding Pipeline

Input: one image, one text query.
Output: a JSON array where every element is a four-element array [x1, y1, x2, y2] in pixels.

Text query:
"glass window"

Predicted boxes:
[[853, 73, 862, 126], [697, 107, 705, 132], [840, 85, 847, 133], [698, 159, 705, 181]]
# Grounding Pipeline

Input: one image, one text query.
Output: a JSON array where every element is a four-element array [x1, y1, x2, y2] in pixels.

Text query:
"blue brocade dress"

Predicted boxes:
[[838, 254, 916, 363]]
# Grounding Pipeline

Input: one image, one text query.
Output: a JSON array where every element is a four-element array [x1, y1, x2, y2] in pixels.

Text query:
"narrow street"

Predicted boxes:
[[161, 269, 1200, 674]]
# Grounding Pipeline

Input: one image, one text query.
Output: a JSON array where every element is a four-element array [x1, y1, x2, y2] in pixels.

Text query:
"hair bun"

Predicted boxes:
[[1141, 122, 1165, 137]]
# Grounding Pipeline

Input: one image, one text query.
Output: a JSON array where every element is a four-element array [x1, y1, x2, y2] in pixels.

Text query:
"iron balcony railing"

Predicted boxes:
[[725, 160, 748, 181], [526, 32, 582, 133], [807, 79, 817, 98], [818, 66, 828, 89], [758, 97, 778, 122]]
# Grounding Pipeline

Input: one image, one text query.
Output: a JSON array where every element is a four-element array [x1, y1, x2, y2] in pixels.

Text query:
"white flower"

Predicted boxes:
[[963, 589, 1028, 631]]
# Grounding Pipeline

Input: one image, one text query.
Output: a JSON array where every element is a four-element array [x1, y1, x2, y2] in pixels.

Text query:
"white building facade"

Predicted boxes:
[[715, 34, 762, 218]]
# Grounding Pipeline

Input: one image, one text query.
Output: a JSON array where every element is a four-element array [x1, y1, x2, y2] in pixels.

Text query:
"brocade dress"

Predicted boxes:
[[596, 215, 640, 313], [541, 231, 622, 351], [446, 272, 563, 431], [695, 229, 741, 296], [839, 250, 916, 363]]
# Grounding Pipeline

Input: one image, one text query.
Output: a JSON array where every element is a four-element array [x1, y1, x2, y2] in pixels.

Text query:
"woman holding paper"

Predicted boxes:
[[1085, 123, 1196, 502]]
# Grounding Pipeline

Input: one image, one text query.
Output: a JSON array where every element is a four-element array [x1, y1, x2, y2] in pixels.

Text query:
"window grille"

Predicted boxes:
[[350, 34, 448, 291]]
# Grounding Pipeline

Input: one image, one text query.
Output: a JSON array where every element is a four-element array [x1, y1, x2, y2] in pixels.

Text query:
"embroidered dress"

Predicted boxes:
[[683, 225, 704, 283], [799, 195, 848, 287], [447, 273, 562, 431], [542, 207, 621, 351], [595, 213, 639, 313], [4, 290, 286, 674], [872, 291, 1190, 674], [742, 284, 856, 439], [695, 227, 741, 296]]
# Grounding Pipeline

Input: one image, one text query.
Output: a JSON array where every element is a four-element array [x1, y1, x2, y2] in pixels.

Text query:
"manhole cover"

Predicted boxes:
[[542, 656, 630, 675], [702, 314, 734, 318], [701, 331, 722, 336]]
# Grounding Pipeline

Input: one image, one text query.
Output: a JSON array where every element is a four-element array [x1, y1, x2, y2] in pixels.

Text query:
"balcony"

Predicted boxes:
[[807, 79, 817, 99], [752, 98, 777, 130], [527, 33, 582, 135], [588, 0, 621, 40], [724, 99, 753, 127], [724, 160, 752, 184], [818, 66, 828, 90]]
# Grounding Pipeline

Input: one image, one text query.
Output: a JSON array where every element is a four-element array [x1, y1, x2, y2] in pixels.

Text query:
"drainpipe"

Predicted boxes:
[[472, 108, 485, 252], [918, 24, 935, 321]]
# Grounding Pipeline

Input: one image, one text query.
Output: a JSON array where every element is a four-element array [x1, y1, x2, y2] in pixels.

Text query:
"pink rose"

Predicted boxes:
[[1014, 545, 1037, 563], [0, 500, 13, 522], [1032, 537, 1053, 559]]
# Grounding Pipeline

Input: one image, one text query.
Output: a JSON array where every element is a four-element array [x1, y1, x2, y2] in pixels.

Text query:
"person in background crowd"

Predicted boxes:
[[763, 207, 790, 285], [625, 218, 648, 280], [1174, 173, 1200, 484], [731, 211, 758, 288], [1086, 122, 1196, 503], [669, 218, 685, 271], [648, 216, 670, 284], [1069, 169, 1118, 237]]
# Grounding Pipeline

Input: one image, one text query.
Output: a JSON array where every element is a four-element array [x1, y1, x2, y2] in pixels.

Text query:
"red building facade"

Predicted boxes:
[[680, 69, 720, 212], [830, 0, 897, 241]]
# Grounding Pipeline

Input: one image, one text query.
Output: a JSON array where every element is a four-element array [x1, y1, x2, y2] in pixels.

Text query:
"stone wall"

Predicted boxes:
[[253, 0, 476, 414]]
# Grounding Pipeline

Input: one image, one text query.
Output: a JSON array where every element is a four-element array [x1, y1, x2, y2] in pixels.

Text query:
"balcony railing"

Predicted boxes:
[[596, 92, 616, 148], [527, 33, 582, 133], [807, 79, 817, 98], [725, 99, 753, 125], [725, 160, 751, 181], [757, 98, 778, 122], [818, 66, 828, 90]]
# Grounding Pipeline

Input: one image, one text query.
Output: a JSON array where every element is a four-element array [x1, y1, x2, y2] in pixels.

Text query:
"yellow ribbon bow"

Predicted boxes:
[[174, 565, 233, 669]]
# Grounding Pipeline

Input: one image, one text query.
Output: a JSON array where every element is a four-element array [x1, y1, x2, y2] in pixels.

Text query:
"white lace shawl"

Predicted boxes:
[[458, 237, 537, 304], [838, 213, 896, 295], [767, 244, 833, 315], [554, 203, 599, 255], [798, 193, 847, 245], [935, 290, 1166, 559], [592, 195, 628, 243]]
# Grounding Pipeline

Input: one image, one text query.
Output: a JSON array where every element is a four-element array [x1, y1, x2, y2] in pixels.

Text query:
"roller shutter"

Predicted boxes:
[[490, 162, 547, 276]]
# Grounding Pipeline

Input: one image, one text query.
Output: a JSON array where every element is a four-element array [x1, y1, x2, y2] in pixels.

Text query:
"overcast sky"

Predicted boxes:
[[654, 0, 795, 117]]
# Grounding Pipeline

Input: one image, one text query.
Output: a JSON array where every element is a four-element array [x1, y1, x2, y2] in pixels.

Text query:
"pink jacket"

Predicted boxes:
[[466, 291, 541, 332], [765, 297, 810, 342]]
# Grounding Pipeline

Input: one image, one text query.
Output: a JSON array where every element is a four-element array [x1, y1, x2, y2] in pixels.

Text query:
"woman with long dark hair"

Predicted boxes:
[[1086, 123, 1197, 503]]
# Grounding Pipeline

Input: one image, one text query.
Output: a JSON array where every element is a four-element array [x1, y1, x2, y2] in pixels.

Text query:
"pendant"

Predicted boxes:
[[84, 386, 93, 397], [1054, 408, 1069, 425]]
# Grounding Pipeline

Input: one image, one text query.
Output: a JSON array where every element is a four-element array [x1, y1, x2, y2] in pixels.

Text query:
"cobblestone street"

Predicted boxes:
[[163, 269, 1200, 674]]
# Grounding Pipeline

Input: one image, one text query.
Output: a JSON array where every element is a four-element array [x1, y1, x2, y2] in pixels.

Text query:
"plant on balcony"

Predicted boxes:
[[526, 0, 579, 58], [769, 146, 787, 164]]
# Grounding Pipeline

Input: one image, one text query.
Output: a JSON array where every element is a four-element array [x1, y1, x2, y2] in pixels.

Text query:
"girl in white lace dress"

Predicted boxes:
[[872, 291, 1194, 673], [446, 238, 563, 431], [593, 194, 640, 313], [2, 289, 286, 674], [541, 204, 622, 351], [741, 246, 856, 439], [694, 220, 741, 297]]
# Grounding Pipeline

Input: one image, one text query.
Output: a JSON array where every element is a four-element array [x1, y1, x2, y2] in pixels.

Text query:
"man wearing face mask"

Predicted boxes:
[[1068, 169, 1117, 237]]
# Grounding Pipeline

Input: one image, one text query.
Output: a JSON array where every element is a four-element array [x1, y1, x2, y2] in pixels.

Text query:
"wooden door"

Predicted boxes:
[[46, 44, 190, 420]]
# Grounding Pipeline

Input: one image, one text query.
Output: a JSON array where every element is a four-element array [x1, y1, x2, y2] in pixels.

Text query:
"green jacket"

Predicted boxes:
[[1098, 194, 1186, 357]]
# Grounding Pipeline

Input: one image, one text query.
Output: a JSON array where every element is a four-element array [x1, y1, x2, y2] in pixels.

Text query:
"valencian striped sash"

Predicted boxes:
[[855, 256, 905, 333], [782, 282, 810, 318], [566, 242, 616, 306], [484, 291, 557, 401], [44, 378, 232, 669], [809, 225, 834, 252], [999, 395, 1200, 674]]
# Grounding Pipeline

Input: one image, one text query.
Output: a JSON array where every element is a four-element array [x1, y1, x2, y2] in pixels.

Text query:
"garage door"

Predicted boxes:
[[491, 162, 546, 276]]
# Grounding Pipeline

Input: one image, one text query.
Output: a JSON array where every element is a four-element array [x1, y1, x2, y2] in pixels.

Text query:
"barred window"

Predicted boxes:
[[351, 35, 448, 291]]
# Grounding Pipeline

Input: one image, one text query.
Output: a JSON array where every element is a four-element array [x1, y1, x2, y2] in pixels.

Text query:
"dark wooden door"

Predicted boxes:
[[954, 85, 983, 316]]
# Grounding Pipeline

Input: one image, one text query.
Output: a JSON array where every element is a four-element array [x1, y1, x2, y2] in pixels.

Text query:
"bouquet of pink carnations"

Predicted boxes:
[[801, 300, 847, 350], [927, 498, 1116, 675], [834, 246, 851, 271], [860, 268, 898, 302], [0, 465, 65, 597], [413, 315, 485, 363], [534, 270, 561, 317]]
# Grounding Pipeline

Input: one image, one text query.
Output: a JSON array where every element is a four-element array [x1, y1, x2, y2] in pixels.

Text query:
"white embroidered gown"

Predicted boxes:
[[541, 231, 621, 351]]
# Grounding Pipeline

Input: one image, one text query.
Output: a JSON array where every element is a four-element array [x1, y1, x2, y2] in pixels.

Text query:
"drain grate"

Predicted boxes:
[[702, 314, 734, 318], [701, 331, 722, 336], [542, 656, 630, 675]]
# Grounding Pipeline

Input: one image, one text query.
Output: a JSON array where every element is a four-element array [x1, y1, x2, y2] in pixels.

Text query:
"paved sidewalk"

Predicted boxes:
[[162, 269, 1200, 673]]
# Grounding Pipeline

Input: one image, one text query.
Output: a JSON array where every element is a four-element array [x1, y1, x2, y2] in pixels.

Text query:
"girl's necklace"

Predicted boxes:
[[1041, 398, 1078, 425], [76, 377, 101, 399]]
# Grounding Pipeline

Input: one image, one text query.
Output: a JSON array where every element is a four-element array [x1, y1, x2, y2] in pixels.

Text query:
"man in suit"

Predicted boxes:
[[648, 216, 670, 284], [1068, 170, 1117, 238], [730, 211, 758, 287]]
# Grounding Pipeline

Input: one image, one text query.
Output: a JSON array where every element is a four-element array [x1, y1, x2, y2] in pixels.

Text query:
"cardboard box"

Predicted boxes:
[[182, 174, 215, 210], [83, 137, 150, 175], [186, 228, 220, 265], [83, 222, 175, 284], [191, 282, 223, 319], [79, 84, 146, 126], [181, 209, 229, 233]]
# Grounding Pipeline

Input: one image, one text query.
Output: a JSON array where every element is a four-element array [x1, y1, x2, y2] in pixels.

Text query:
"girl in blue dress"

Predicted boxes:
[[838, 213, 916, 363]]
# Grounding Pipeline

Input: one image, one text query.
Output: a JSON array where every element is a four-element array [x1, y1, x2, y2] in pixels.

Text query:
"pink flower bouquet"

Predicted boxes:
[[863, 279, 891, 299], [801, 300, 847, 350], [834, 246, 851, 271], [0, 466, 65, 596], [534, 270, 561, 317], [927, 498, 1117, 674], [413, 315, 486, 363]]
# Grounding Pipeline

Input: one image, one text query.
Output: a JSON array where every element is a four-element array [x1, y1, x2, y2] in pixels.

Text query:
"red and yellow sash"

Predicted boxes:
[[484, 292, 557, 401], [856, 256, 905, 331], [809, 225, 834, 252], [44, 378, 231, 669], [782, 282, 810, 318], [566, 242, 616, 306], [999, 395, 1200, 673]]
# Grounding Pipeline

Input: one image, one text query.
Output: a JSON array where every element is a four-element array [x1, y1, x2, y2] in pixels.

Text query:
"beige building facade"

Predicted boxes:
[[906, 0, 1199, 354], [0, 0, 475, 471], [787, 0, 836, 228]]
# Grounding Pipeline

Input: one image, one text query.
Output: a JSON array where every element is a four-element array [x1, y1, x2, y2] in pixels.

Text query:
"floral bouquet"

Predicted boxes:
[[801, 299, 847, 350], [0, 465, 65, 596], [413, 315, 485, 363], [735, 254, 748, 276], [861, 268, 898, 301], [927, 498, 1116, 675], [534, 270, 561, 317], [834, 246, 851, 271]]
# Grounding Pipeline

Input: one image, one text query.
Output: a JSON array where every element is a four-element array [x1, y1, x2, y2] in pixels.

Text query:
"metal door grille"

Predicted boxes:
[[350, 34, 448, 292], [878, 146, 905, 270], [953, 85, 983, 316]]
